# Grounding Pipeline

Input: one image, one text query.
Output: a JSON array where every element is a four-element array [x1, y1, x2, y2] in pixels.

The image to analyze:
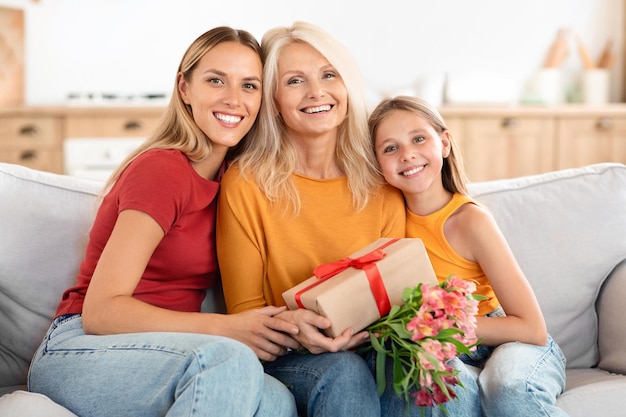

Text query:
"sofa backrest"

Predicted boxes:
[[469, 163, 626, 368]]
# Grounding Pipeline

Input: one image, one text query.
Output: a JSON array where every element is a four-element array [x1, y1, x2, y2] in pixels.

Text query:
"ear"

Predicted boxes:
[[441, 130, 452, 158], [178, 72, 190, 104]]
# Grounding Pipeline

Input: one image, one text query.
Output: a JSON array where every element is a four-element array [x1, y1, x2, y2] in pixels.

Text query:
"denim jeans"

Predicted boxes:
[[263, 350, 380, 417], [264, 349, 481, 417], [458, 307, 569, 417], [28, 314, 297, 417]]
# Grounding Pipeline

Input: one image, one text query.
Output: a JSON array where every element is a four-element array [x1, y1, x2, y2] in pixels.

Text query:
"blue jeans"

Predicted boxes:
[[458, 308, 569, 417], [264, 349, 481, 417], [28, 314, 297, 417], [263, 350, 380, 417]]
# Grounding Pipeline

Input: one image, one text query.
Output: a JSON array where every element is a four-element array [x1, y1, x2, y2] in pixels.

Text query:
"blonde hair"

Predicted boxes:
[[236, 21, 382, 214], [100, 26, 262, 196], [368, 95, 469, 195]]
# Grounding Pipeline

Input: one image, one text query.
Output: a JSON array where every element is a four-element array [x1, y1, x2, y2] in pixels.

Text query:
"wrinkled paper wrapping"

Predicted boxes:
[[282, 238, 437, 337]]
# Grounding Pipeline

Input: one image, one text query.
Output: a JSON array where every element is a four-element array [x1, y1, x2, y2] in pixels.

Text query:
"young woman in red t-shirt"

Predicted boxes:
[[28, 26, 298, 417]]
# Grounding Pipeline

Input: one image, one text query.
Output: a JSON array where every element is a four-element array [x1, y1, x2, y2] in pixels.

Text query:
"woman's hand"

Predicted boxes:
[[276, 309, 369, 354], [221, 306, 302, 361]]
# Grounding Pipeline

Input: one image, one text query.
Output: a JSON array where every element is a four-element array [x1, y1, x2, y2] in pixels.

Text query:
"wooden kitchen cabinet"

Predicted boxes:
[[556, 115, 626, 170], [441, 108, 557, 182], [0, 107, 165, 174], [455, 115, 555, 182], [64, 110, 163, 138], [441, 105, 626, 181], [0, 114, 63, 172]]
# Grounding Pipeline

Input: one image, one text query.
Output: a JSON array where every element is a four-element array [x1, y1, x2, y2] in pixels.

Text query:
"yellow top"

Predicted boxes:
[[216, 164, 406, 313], [406, 193, 500, 316]]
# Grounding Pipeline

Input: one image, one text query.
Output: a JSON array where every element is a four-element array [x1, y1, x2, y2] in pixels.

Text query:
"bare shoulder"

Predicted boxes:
[[448, 201, 497, 233], [444, 201, 503, 262]]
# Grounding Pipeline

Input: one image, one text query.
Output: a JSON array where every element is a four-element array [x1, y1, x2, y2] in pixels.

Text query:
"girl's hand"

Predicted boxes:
[[276, 309, 370, 354]]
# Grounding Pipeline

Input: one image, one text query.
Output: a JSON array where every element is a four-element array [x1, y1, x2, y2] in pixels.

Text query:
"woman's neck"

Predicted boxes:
[[291, 131, 344, 179], [191, 147, 228, 180]]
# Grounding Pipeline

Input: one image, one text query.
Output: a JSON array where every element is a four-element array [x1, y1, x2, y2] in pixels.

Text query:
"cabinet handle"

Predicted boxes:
[[20, 150, 38, 161], [18, 124, 39, 136], [124, 120, 142, 131], [595, 117, 613, 131], [501, 117, 518, 129]]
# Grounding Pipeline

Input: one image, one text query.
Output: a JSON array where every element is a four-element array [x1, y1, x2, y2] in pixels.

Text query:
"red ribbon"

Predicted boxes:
[[294, 238, 399, 317]]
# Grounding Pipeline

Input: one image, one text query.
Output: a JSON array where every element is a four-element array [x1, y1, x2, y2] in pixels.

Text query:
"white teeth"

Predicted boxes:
[[402, 166, 423, 176], [215, 113, 242, 124], [303, 105, 331, 114]]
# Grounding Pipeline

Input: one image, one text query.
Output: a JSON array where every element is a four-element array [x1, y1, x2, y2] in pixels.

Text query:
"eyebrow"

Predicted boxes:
[[376, 138, 396, 149], [202, 68, 261, 83], [280, 69, 304, 77]]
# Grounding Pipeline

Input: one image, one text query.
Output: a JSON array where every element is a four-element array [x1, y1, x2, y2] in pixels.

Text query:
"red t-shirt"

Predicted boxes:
[[56, 149, 220, 317]]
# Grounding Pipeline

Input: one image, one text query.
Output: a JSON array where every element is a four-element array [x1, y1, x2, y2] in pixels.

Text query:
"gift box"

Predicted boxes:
[[282, 238, 437, 337]]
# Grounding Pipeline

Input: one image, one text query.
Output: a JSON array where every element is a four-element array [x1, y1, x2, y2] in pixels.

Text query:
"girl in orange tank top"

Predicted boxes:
[[369, 95, 569, 417]]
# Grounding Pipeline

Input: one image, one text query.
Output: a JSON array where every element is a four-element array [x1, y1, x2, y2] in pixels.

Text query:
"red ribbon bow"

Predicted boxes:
[[312, 249, 386, 279], [294, 238, 399, 318]]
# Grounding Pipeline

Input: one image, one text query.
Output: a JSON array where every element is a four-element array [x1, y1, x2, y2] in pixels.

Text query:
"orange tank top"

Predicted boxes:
[[406, 193, 500, 316]]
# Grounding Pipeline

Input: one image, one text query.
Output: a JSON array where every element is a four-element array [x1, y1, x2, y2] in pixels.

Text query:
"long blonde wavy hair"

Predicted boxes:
[[100, 26, 262, 197], [236, 21, 382, 214]]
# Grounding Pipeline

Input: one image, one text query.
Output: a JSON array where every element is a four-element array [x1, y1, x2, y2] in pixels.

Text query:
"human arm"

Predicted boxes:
[[445, 203, 547, 346], [82, 209, 300, 360]]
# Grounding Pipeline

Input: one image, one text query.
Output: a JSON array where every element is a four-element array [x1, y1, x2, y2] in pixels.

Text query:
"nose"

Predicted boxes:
[[223, 84, 241, 107], [307, 79, 325, 99], [400, 146, 415, 161]]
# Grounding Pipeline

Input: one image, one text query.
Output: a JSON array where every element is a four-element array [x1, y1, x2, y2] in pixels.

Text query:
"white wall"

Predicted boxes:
[[1, 0, 623, 105]]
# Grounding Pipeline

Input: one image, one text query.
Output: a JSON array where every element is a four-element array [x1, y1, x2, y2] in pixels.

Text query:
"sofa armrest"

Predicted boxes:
[[598, 259, 626, 374]]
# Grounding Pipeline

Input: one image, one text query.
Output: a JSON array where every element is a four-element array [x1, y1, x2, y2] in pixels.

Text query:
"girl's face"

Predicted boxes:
[[178, 41, 263, 151], [374, 109, 451, 196], [274, 42, 348, 140]]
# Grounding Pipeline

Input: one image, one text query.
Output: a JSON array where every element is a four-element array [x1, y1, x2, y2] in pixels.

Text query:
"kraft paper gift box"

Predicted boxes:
[[282, 238, 437, 338]]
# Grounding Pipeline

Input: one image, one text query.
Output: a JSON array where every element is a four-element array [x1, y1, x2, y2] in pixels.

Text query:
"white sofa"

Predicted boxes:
[[1, 161, 625, 416]]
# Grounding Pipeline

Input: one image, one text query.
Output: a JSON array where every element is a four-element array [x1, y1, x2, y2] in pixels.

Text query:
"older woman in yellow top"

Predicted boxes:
[[217, 21, 481, 417]]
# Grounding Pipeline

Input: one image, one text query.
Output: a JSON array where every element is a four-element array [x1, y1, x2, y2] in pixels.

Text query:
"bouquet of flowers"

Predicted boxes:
[[366, 275, 482, 412]]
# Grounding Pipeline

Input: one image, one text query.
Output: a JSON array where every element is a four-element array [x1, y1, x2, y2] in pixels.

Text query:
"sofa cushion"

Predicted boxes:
[[557, 368, 626, 416], [598, 260, 626, 374], [0, 390, 78, 417], [0, 163, 102, 388], [468, 163, 626, 368]]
